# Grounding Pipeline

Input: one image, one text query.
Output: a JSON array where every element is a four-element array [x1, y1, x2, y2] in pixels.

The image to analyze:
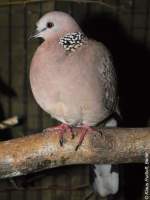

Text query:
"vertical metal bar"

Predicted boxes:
[[8, 0, 12, 117], [115, 0, 120, 18], [116, 0, 123, 38], [130, 0, 135, 35], [143, 0, 150, 45], [23, 4, 28, 200], [8, 2, 12, 200], [37, 1, 44, 132], [23, 4, 28, 134], [101, 0, 105, 13]]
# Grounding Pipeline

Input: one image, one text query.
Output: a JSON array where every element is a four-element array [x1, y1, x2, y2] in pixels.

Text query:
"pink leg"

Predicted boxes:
[[43, 123, 73, 146], [75, 125, 94, 151]]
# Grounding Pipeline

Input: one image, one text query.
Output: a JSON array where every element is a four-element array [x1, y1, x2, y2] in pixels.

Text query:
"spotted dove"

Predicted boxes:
[[29, 11, 119, 197]]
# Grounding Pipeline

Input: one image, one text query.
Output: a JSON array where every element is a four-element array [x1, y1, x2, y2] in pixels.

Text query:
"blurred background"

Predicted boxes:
[[0, 0, 150, 199]]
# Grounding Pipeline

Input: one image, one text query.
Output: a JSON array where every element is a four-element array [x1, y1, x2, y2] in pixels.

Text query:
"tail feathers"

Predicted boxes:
[[93, 164, 119, 197], [92, 118, 119, 197]]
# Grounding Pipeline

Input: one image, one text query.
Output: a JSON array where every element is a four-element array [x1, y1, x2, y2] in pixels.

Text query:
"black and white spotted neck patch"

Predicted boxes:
[[59, 32, 87, 52]]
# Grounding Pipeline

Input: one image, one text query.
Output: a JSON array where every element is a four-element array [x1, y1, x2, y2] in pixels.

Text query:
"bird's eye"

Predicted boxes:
[[47, 22, 54, 28]]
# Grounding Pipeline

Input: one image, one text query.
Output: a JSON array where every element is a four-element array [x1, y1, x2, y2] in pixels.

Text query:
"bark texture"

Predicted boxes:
[[0, 127, 149, 178]]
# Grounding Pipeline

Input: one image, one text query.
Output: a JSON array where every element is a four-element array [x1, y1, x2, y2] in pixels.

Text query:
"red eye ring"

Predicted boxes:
[[47, 22, 54, 28]]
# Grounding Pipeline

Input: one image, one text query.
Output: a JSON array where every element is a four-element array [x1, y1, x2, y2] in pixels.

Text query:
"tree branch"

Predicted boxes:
[[0, 127, 149, 179]]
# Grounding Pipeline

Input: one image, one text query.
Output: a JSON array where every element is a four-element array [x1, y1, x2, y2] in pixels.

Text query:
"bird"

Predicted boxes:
[[29, 11, 119, 197]]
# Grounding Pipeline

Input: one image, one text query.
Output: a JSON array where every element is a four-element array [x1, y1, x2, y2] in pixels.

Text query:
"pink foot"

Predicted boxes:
[[75, 125, 94, 151], [43, 124, 73, 146]]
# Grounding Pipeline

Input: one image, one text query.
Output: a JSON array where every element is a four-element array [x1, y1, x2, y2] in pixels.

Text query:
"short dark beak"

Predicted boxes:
[[28, 30, 40, 40], [28, 28, 46, 40]]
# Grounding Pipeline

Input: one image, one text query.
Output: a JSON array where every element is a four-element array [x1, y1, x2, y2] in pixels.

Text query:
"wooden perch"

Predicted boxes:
[[0, 127, 150, 179]]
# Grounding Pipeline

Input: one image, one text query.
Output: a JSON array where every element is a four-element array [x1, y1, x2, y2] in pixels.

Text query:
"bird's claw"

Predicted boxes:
[[43, 124, 93, 150], [75, 126, 94, 151], [59, 136, 64, 146], [43, 124, 73, 147], [75, 144, 80, 151]]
